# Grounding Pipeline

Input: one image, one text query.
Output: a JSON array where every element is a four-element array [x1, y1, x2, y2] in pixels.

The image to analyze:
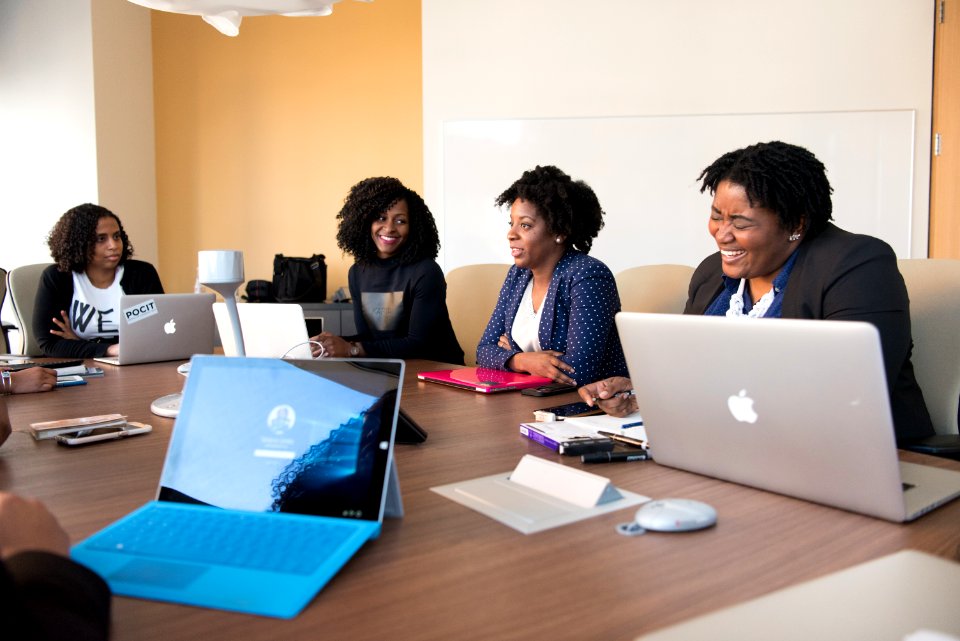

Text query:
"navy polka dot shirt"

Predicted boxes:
[[476, 251, 628, 385]]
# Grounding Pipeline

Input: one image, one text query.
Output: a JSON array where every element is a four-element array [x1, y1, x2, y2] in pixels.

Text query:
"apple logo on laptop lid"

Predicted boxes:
[[727, 389, 758, 423], [163, 319, 177, 335]]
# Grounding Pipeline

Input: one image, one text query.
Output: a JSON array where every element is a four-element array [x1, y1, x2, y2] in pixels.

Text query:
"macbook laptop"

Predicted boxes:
[[214, 302, 314, 359], [616, 312, 960, 522], [94, 293, 216, 366], [72, 355, 405, 618], [418, 367, 552, 393]]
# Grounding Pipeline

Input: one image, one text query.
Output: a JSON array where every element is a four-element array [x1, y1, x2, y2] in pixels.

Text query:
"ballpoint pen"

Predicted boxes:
[[591, 389, 636, 404], [596, 430, 648, 449]]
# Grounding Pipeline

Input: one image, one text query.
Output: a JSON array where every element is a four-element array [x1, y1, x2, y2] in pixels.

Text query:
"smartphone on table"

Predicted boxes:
[[3, 359, 83, 372], [56, 423, 152, 446], [520, 383, 577, 397], [55, 375, 86, 388], [536, 401, 604, 419]]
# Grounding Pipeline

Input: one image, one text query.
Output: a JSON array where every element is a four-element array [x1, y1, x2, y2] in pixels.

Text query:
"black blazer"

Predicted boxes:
[[685, 223, 933, 443]]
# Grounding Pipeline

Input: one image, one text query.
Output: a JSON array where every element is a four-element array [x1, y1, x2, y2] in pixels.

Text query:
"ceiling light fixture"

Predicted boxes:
[[126, 0, 369, 37]]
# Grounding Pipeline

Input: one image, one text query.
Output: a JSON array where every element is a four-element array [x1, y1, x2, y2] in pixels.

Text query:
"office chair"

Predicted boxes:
[[0, 267, 14, 353], [445, 264, 511, 366], [615, 264, 695, 314], [7, 263, 52, 356], [897, 258, 960, 460]]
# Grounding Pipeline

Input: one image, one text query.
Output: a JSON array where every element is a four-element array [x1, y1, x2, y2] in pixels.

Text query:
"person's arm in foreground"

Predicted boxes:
[[0, 492, 111, 641]]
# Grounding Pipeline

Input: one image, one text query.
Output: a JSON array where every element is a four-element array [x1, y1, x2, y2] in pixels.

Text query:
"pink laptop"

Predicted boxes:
[[417, 367, 552, 393]]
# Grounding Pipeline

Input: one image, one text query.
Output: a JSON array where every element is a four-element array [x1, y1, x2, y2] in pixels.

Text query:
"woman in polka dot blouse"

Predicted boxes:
[[476, 165, 628, 386]]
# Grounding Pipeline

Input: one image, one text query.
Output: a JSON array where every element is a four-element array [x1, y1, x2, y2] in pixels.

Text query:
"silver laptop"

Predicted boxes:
[[213, 302, 314, 359], [94, 293, 216, 365], [72, 355, 405, 618], [616, 312, 960, 522]]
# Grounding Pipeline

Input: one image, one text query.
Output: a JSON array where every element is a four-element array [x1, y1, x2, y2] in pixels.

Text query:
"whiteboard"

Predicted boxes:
[[439, 110, 916, 274]]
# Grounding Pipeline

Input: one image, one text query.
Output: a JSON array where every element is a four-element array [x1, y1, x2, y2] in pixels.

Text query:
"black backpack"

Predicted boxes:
[[242, 279, 275, 303], [272, 254, 327, 303]]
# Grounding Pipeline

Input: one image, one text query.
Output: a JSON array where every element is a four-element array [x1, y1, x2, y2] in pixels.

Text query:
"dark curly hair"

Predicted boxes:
[[698, 141, 834, 240], [47, 203, 133, 272], [494, 165, 605, 254], [335, 177, 440, 265]]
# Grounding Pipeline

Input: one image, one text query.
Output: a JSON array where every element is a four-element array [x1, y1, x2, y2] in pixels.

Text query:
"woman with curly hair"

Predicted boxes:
[[476, 165, 627, 386], [34, 203, 163, 358], [310, 177, 464, 364], [580, 141, 932, 445]]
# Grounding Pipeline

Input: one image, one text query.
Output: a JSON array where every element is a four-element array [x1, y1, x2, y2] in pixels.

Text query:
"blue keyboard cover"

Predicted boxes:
[[84, 503, 359, 576]]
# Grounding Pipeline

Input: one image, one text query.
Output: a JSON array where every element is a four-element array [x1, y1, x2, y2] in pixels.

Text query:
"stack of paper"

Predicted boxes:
[[561, 412, 645, 437]]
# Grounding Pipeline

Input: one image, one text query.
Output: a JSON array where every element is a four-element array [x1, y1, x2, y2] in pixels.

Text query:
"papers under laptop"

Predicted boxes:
[[616, 313, 960, 522], [72, 355, 406, 618], [94, 293, 216, 365], [417, 367, 552, 393], [214, 302, 314, 358]]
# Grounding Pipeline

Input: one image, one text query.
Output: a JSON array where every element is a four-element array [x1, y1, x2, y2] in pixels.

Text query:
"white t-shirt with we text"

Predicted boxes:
[[70, 266, 125, 340]]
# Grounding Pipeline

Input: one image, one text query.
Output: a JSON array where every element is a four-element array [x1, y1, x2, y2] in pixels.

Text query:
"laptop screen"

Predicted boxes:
[[158, 356, 403, 522]]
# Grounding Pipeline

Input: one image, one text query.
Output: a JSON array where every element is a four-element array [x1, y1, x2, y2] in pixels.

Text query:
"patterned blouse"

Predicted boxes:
[[476, 251, 628, 385]]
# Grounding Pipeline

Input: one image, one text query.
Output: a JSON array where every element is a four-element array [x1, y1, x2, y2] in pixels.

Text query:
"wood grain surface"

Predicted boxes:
[[2, 359, 959, 641]]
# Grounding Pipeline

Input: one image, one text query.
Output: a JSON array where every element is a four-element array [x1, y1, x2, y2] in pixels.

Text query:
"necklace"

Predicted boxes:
[[726, 279, 777, 318]]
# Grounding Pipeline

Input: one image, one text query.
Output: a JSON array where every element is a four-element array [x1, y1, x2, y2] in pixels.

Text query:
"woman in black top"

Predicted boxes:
[[34, 203, 164, 359], [311, 177, 464, 364]]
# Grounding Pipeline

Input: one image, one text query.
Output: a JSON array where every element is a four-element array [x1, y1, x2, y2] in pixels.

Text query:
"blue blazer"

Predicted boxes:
[[477, 251, 627, 386]]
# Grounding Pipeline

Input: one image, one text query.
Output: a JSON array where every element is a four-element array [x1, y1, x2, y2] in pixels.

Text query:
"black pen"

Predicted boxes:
[[581, 450, 651, 464]]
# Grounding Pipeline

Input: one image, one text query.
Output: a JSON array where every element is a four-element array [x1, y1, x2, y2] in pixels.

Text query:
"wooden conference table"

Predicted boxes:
[[2, 359, 960, 641]]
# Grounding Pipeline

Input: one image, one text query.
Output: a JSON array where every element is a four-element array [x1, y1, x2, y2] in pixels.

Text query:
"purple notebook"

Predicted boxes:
[[417, 367, 553, 393]]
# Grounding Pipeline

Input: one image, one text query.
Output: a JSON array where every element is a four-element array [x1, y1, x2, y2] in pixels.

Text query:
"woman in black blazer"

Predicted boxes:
[[581, 141, 933, 444]]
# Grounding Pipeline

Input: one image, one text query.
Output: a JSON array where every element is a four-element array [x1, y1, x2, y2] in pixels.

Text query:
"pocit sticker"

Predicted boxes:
[[122, 299, 158, 324]]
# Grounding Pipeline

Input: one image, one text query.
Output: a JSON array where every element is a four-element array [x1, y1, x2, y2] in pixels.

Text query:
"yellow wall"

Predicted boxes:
[[152, 0, 423, 295]]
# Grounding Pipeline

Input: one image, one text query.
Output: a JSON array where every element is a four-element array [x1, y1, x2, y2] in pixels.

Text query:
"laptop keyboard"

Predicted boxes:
[[85, 504, 360, 575]]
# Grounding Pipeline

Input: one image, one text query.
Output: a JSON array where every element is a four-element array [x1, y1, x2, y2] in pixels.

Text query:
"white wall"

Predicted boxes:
[[423, 0, 934, 270], [0, 0, 155, 340], [0, 0, 99, 270]]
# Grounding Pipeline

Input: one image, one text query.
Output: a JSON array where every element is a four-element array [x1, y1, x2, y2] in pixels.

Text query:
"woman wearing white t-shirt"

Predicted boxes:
[[34, 204, 164, 359]]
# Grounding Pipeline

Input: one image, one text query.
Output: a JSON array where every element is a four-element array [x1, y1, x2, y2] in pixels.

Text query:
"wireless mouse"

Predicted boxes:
[[633, 498, 717, 532]]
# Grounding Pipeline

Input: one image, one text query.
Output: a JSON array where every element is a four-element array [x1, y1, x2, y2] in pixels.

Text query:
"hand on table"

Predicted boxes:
[[11, 367, 56, 394], [507, 350, 575, 386], [0, 492, 70, 559]]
